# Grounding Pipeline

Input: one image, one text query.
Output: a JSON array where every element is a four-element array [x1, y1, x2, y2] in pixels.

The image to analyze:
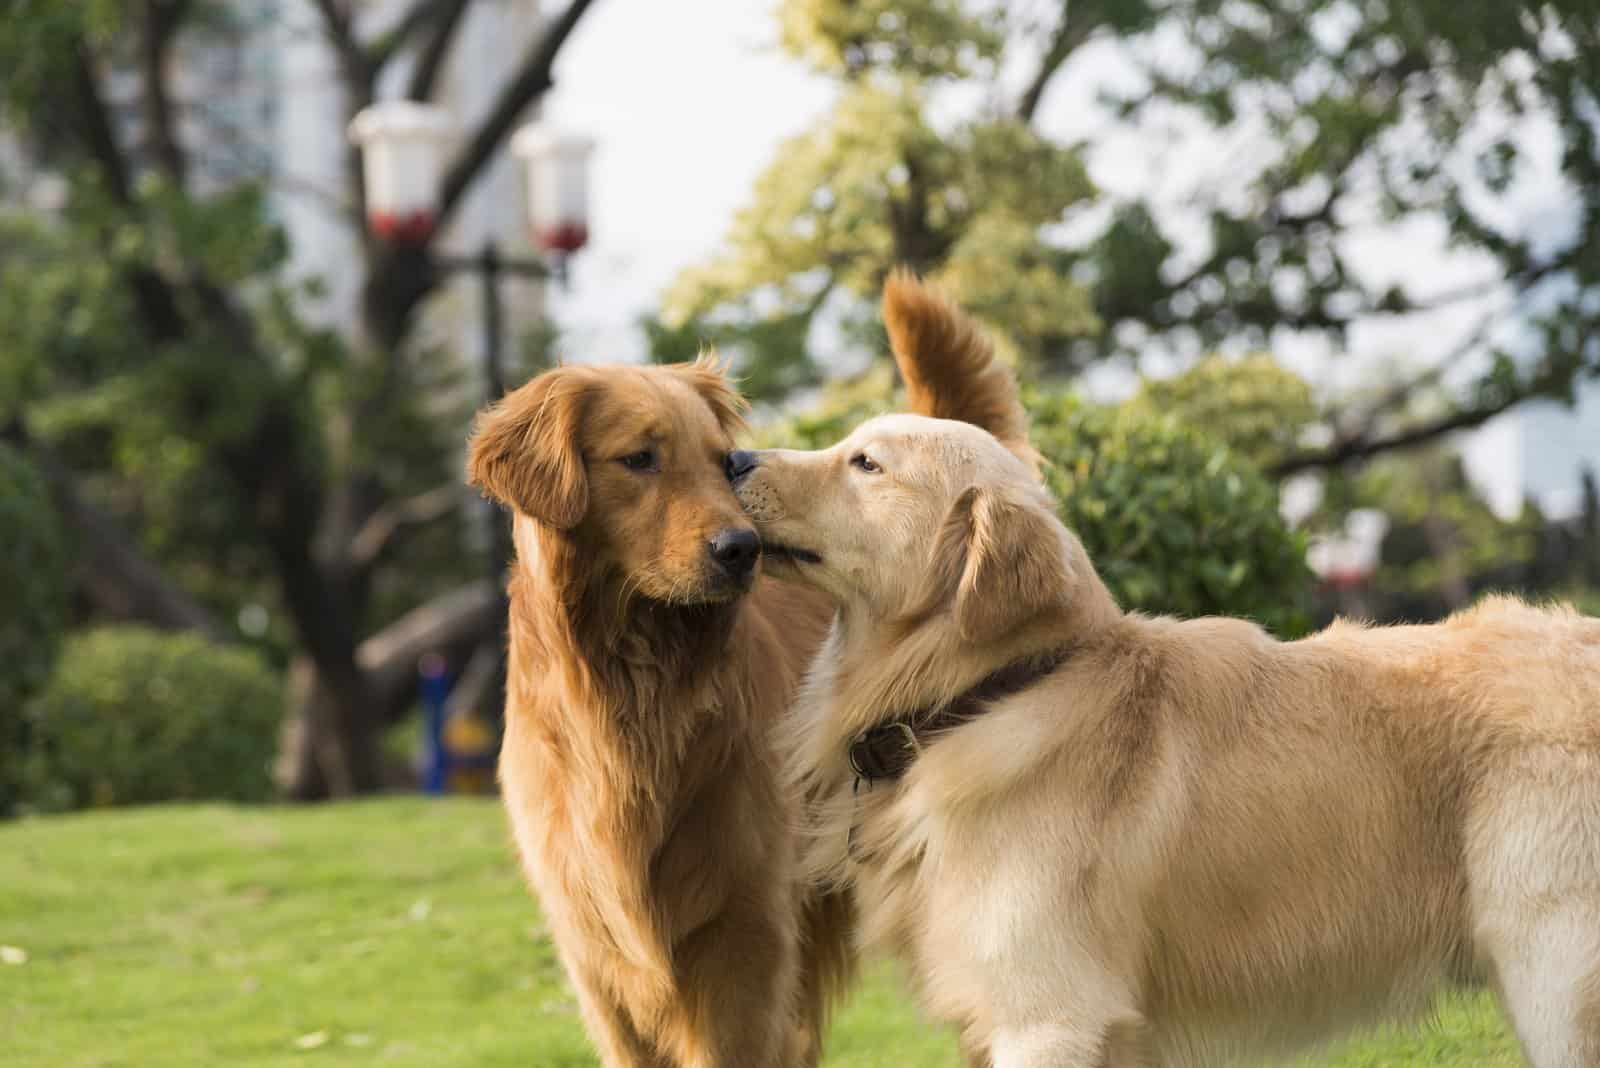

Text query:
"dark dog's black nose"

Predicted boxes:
[[708, 527, 760, 577], [725, 450, 759, 484]]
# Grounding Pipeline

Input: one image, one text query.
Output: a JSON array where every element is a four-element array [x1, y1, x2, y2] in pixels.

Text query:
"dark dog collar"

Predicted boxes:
[[847, 646, 1073, 786]]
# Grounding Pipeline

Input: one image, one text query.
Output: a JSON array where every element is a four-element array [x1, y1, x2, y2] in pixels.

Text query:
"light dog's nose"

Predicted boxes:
[[725, 450, 759, 485], [708, 527, 760, 577]]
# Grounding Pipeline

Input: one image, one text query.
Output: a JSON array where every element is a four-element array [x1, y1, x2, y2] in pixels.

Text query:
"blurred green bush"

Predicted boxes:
[[1028, 391, 1310, 637], [757, 371, 1312, 636], [1126, 353, 1317, 472], [18, 627, 282, 814], [0, 443, 70, 816]]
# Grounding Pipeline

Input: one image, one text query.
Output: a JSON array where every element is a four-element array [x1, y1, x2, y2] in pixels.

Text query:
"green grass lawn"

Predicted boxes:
[[0, 799, 1525, 1066]]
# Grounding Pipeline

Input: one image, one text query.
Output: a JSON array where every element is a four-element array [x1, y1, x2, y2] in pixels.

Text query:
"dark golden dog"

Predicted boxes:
[[466, 273, 1025, 1067]]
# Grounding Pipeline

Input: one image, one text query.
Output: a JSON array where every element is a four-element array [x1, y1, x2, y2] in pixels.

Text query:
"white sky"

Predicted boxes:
[[531, 0, 1596, 517], [539, 0, 832, 359]]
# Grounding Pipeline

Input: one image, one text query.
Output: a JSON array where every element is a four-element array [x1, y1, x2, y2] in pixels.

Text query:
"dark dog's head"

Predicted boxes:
[[467, 355, 760, 602]]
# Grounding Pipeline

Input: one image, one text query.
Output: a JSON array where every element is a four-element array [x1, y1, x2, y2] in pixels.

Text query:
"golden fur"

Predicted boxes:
[[465, 274, 1028, 1066], [737, 406, 1600, 1066]]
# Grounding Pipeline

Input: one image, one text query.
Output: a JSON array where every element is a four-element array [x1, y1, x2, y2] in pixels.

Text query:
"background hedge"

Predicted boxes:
[[18, 627, 283, 814]]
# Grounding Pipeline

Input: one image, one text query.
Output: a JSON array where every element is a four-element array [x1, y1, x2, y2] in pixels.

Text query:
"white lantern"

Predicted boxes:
[[348, 101, 456, 244], [511, 125, 595, 255]]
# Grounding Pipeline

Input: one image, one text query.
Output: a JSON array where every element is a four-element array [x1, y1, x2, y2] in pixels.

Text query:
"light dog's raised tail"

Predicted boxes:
[[883, 268, 1040, 476]]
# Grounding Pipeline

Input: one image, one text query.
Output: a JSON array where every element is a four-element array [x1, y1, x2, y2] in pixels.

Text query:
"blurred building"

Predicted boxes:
[[1, 1, 548, 391], [1505, 380, 1600, 519], [275, 0, 549, 372]]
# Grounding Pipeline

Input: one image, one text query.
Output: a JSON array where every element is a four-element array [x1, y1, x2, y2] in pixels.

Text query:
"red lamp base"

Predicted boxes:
[[371, 210, 436, 244], [534, 221, 589, 255]]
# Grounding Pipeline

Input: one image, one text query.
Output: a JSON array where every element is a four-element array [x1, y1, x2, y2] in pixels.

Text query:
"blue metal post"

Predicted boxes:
[[418, 653, 450, 795]]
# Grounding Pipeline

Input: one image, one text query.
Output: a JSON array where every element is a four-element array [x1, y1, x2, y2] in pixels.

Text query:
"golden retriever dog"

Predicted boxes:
[[732, 411, 1600, 1067], [464, 272, 1024, 1067]]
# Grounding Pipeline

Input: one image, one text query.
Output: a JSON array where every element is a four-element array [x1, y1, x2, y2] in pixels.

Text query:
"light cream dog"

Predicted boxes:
[[732, 409, 1600, 1067]]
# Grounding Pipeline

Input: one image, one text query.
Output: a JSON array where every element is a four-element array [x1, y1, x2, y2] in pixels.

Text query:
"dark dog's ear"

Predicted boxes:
[[919, 485, 1072, 643], [678, 350, 748, 436], [466, 369, 592, 528]]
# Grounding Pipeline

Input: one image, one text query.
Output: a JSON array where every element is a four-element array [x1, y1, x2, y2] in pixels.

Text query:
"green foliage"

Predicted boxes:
[[0, 443, 70, 815], [752, 364, 900, 450], [682, 0, 1599, 440], [1558, 587, 1600, 618], [1029, 392, 1311, 636], [18, 627, 283, 814], [661, 8, 1099, 395], [780, 0, 1003, 79], [0, 32, 479, 659], [1084, 0, 1600, 409], [643, 305, 826, 404], [759, 375, 1312, 635], [1128, 354, 1318, 472]]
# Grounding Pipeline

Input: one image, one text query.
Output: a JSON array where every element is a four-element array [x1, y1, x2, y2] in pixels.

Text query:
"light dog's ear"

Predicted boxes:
[[466, 369, 592, 529], [919, 485, 1072, 643]]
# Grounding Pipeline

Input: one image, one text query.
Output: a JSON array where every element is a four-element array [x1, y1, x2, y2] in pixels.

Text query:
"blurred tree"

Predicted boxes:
[[1125, 353, 1319, 472], [1312, 450, 1544, 621], [649, 0, 1114, 400], [0, 0, 598, 797], [1581, 468, 1600, 590], [0, 443, 69, 816], [669, 0, 1598, 457], [1078, 0, 1600, 473], [19, 627, 283, 814]]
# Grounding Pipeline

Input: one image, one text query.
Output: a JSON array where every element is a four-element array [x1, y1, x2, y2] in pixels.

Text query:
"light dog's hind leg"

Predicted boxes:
[[1491, 917, 1600, 1068], [989, 1013, 1151, 1068], [1469, 759, 1600, 1068]]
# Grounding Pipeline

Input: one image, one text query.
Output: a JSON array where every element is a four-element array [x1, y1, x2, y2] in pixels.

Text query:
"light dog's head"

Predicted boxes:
[[468, 356, 760, 603], [732, 414, 1107, 645]]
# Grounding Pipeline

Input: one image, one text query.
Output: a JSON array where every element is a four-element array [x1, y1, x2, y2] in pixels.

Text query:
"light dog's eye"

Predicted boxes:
[[619, 449, 658, 472], [850, 453, 881, 474]]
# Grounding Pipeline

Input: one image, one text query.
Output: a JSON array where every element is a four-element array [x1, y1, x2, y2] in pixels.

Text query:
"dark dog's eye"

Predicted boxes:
[[850, 453, 881, 474], [619, 449, 658, 472]]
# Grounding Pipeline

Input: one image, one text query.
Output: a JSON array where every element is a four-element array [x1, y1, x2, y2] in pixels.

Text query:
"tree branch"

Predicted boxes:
[[1271, 346, 1576, 477], [2, 421, 228, 640], [370, 0, 452, 70], [358, 580, 500, 720], [347, 482, 460, 569], [1017, 9, 1085, 124], [69, 38, 188, 342], [69, 42, 133, 205], [141, 0, 191, 186], [359, 0, 600, 349], [71, 27, 370, 743], [434, 0, 600, 228], [1271, 396, 1529, 476], [309, 0, 374, 90], [307, 0, 379, 246], [406, 0, 471, 101]]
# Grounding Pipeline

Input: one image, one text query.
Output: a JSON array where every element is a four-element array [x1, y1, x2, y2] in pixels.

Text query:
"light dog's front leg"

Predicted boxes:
[[990, 1013, 1150, 1068]]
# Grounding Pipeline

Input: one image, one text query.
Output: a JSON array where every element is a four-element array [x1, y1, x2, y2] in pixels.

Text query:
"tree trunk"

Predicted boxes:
[[274, 581, 500, 799]]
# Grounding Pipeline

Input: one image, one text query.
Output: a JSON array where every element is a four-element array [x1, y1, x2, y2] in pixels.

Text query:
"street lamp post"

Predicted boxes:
[[349, 101, 593, 757]]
